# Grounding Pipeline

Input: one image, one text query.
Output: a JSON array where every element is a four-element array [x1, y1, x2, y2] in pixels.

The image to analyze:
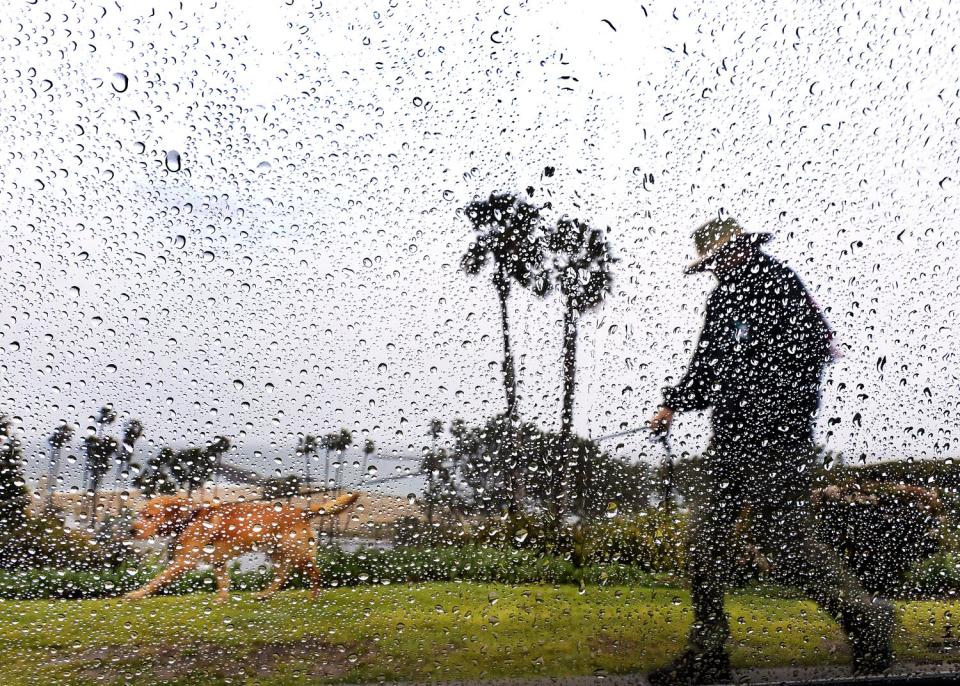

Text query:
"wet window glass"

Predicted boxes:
[[1, 1, 958, 684]]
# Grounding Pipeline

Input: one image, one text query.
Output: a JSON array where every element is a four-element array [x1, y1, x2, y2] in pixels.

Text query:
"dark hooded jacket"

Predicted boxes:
[[663, 250, 833, 446]]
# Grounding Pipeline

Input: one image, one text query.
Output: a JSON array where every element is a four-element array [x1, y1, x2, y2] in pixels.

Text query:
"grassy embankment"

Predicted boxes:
[[1, 583, 959, 685]]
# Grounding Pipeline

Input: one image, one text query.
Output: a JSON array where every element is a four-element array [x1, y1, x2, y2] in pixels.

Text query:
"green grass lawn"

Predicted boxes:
[[0, 583, 958, 685]]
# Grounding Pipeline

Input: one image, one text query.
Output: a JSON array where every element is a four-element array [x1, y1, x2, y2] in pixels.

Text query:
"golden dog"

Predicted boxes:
[[125, 492, 359, 601]]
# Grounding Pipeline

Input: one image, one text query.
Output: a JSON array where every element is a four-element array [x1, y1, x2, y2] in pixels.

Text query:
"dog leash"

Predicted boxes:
[[650, 427, 675, 510]]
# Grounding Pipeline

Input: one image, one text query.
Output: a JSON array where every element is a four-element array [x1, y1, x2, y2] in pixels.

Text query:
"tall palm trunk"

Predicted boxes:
[[89, 476, 101, 529], [559, 305, 578, 438], [45, 446, 60, 511], [114, 445, 133, 516], [324, 449, 330, 488], [496, 279, 525, 513], [550, 305, 579, 526], [496, 282, 518, 418], [112, 462, 123, 517]]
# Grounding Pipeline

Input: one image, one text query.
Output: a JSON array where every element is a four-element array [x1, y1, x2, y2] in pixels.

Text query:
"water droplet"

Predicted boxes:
[[165, 150, 182, 172], [111, 72, 128, 93]]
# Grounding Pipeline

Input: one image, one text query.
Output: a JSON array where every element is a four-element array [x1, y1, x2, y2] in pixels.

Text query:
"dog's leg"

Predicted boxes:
[[213, 563, 231, 603], [303, 560, 323, 599], [255, 560, 290, 600], [124, 556, 194, 600]]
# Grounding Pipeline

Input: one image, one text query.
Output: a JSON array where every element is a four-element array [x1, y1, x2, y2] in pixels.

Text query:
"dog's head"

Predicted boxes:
[[131, 496, 197, 539]]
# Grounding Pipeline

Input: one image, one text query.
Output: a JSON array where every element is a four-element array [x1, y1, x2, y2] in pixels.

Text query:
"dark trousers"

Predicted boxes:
[[683, 435, 881, 655]]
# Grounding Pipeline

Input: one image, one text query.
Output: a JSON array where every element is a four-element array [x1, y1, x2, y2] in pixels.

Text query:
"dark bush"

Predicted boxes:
[[813, 481, 944, 593], [0, 515, 128, 571], [904, 553, 960, 598], [392, 515, 470, 548], [825, 459, 960, 527]]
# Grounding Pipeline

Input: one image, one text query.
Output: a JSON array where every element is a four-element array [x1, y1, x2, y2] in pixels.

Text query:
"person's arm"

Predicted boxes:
[[660, 293, 722, 414]]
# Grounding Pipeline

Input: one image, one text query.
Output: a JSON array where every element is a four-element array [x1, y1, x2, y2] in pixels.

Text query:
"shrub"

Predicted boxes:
[[903, 553, 960, 598], [392, 515, 470, 548], [813, 481, 944, 593], [0, 544, 668, 600], [581, 510, 687, 572], [0, 515, 127, 571]]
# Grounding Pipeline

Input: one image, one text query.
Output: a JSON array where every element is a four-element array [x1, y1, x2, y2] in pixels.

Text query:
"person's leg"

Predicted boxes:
[[760, 496, 894, 674], [650, 454, 742, 685], [685, 487, 742, 656]]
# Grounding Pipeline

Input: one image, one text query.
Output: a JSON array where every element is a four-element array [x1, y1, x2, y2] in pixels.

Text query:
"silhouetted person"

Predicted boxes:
[[647, 217, 893, 685]]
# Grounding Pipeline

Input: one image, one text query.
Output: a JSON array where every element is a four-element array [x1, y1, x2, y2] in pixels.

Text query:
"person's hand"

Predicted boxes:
[[648, 407, 674, 435]]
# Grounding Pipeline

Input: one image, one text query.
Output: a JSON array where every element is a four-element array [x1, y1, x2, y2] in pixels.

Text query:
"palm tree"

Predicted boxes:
[[542, 217, 616, 517], [461, 192, 546, 513], [203, 436, 232, 498], [428, 418, 444, 446], [319, 429, 353, 534], [423, 419, 447, 525], [45, 422, 74, 512], [115, 419, 143, 513], [83, 433, 118, 529], [331, 428, 353, 493], [320, 429, 353, 492], [423, 419, 446, 525], [297, 434, 319, 485], [207, 435, 232, 461], [134, 446, 178, 497], [461, 192, 546, 421], [95, 405, 117, 438], [362, 438, 375, 475], [83, 403, 117, 508]]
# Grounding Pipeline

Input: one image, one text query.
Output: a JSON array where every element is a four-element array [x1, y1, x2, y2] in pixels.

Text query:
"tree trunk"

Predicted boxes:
[[553, 305, 579, 523], [324, 450, 330, 488], [496, 282, 525, 514], [560, 306, 578, 440], [497, 283, 518, 418], [426, 471, 435, 526], [45, 446, 59, 511], [90, 478, 101, 531], [112, 464, 122, 518]]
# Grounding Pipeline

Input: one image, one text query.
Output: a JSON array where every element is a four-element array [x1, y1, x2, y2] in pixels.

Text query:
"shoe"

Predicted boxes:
[[848, 599, 895, 675], [648, 648, 733, 686]]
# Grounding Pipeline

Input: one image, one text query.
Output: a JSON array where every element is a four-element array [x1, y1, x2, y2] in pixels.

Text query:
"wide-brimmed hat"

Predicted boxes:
[[684, 217, 773, 274]]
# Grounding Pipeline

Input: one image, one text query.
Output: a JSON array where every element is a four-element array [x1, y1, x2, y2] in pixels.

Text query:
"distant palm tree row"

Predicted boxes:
[[44, 406, 145, 524], [296, 429, 355, 491], [37, 405, 362, 530], [461, 191, 616, 519]]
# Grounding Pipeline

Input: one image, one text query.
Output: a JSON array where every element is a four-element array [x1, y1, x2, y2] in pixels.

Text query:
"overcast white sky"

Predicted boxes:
[[1, 0, 958, 486]]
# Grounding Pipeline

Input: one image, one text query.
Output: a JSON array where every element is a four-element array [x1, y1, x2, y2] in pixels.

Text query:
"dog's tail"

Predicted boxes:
[[305, 492, 360, 519]]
